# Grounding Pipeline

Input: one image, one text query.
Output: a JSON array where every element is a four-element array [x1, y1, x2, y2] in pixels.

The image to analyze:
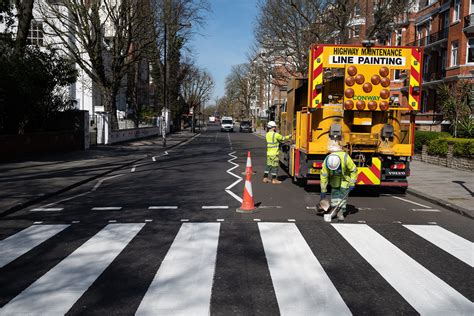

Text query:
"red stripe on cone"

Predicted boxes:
[[237, 151, 256, 213]]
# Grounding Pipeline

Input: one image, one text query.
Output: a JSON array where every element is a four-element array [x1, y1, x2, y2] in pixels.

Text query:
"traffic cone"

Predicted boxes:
[[236, 151, 257, 213]]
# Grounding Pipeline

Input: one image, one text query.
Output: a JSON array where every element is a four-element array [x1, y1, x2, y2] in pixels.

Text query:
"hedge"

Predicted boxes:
[[427, 137, 474, 157], [414, 131, 450, 152]]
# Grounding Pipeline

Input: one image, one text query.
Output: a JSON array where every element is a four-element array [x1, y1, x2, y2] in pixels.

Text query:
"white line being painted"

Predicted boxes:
[[91, 207, 122, 211], [152, 150, 169, 162], [92, 174, 124, 192], [148, 206, 178, 210], [202, 206, 228, 209], [259, 223, 351, 315], [411, 208, 441, 212], [0, 223, 144, 315], [30, 208, 64, 212], [404, 225, 474, 267], [225, 151, 243, 203], [390, 195, 431, 208], [0, 224, 69, 268], [332, 223, 473, 315], [136, 223, 220, 315]]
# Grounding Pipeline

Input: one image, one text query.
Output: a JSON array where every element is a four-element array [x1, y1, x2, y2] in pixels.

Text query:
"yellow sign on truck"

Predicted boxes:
[[279, 44, 423, 189]]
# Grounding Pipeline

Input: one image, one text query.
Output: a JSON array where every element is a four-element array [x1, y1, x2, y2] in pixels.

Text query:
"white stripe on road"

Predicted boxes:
[[0, 224, 69, 268], [258, 223, 351, 316], [404, 225, 474, 267], [390, 195, 431, 208], [152, 151, 168, 162], [148, 206, 178, 210], [91, 207, 122, 211], [136, 223, 220, 315], [202, 206, 228, 209], [30, 208, 64, 212], [92, 174, 124, 192], [225, 151, 243, 203], [332, 224, 473, 315], [0, 224, 144, 315], [411, 208, 440, 212]]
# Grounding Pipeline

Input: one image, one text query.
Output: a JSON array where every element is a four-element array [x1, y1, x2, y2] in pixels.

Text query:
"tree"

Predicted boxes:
[[14, 0, 35, 55], [225, 63, 256, 121], [181, 64, 214, 115], [438, 81, 473, 138], [38, 0, 157, 129]]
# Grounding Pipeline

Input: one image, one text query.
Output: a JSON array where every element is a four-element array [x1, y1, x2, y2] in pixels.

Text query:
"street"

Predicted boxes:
[[0, 126, 473, 315]]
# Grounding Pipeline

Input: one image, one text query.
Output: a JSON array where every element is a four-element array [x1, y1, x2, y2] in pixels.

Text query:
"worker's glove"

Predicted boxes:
[[349, 185, 355, 192], [320, 192, 326, 201]]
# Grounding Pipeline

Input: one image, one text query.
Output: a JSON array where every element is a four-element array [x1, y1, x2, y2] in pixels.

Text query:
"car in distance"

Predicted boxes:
[[221, 117, 234, 132], [239, 120, 252, 133]]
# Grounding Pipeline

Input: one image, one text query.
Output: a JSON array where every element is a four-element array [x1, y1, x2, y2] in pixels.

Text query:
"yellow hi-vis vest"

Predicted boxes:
[[320, 151, 358, 192], [266, 131, 290, 156]]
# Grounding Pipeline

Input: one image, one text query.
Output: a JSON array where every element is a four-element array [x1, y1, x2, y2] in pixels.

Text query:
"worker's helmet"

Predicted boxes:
[[326, 154, 341, 171], [267, 121, 277, 128]]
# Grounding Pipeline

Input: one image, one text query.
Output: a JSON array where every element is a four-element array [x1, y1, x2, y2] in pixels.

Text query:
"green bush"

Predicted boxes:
[[427, 138, 448, 156], [426, 137, 474, 157], [449, 138, 474, 157], [414, 131, 450, 151]]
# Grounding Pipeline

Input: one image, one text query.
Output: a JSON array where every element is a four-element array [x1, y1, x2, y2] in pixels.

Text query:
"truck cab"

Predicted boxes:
[[221, 117, 234, 132]]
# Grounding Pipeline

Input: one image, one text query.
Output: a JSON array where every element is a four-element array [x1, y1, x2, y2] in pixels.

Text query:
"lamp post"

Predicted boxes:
[[163, 21, 191, 132]]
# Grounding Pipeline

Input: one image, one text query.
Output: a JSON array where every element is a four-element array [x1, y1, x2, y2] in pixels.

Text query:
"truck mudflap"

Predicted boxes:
[[356, 157, 381, 185]]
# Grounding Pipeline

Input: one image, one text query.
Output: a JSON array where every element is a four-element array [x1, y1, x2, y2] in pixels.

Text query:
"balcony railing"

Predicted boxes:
[[407, 28, 448, 47], [463, 13, 474, 32]]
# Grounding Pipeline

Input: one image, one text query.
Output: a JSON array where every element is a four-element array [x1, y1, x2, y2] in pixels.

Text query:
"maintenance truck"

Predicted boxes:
[[279, 44, 423, 189]]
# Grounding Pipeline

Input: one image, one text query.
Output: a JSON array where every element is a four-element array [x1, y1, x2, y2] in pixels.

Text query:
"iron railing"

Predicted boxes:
[[407, 28, 448, 47]]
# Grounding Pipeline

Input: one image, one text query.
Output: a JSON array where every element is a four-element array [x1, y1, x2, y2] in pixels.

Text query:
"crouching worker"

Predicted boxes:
[[263, 121, 291, 184], [320, 147, 358, 221]]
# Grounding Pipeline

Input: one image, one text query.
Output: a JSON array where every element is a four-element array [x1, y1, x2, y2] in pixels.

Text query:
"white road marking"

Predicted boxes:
[[225, 151, 243, 203], [108, 220, 117, 223], [390, 195, 431, 208], [259, 223, 351, 315], [253, 218, 261, 222], [357, 220, 367, 223], [202, 206, 228, 209], [0, 224, 144, 315], [227, 133, 233, 151], [136, 223, 220, 315], [411, 208, 440, 212], [30, 208, 64, 212], [145, 219, 153, 223], [91, 207, 122, 211], [404, 225, 474, 267], [148, 206, 178, 210], [72, 221, 80, 224], [217, 219, 225, 222], [33, 221, 43, 225], [258, 205, 282, 209], [152, 150, 169, 162], [181, 219, 189, 222], [393, 221, 403, 224], [306, 206, 317, 210], [287, 219, 296, 222], [0, 224, 69, 268], [428, 221, 438, 225], [92, 174, 124, 192], [333, 223, 473, 315], [42, 192, 90, 207]]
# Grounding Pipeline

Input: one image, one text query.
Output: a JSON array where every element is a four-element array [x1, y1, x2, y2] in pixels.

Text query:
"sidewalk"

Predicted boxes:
[[252, 129, 473, 218], [0, 130, 197, 217]]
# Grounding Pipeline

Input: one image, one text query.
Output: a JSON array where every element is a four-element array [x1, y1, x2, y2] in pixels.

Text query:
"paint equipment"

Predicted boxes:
[[322, 189, 351, 222]]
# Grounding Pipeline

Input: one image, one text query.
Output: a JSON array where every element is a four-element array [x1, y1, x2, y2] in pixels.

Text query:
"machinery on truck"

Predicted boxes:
[[279, 44, 423, 189]]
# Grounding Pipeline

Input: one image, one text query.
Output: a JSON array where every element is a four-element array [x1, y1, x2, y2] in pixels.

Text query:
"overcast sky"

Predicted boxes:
[[191, 0, 258, 104]]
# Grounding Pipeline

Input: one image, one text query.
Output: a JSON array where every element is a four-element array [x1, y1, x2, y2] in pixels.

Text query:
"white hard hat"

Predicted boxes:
[[326, 154, 341, 171], [267, 121, 277, 128]]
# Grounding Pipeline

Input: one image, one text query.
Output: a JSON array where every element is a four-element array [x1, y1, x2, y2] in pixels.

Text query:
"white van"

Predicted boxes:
[[220, 116, 234, 132]]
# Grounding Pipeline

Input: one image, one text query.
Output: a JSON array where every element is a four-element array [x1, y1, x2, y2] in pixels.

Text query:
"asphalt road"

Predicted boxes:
[[0, 124, 472, 315]]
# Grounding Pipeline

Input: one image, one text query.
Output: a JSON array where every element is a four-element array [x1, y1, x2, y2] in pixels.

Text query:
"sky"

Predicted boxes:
[[191, 0, 259, 103]]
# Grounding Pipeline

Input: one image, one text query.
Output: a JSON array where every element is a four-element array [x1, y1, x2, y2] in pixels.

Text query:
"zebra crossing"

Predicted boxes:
[[0, 222, 472, 315]]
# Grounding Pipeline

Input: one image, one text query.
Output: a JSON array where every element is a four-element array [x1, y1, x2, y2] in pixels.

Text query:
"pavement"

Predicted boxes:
[[253, 127, 474, 219], [0, 129, 197, 217]]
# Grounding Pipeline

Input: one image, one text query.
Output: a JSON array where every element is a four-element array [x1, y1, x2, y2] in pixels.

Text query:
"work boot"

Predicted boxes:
[[263, 177, 270, 183], [337, 210, 345, 221], [272, 179, 282, 184]]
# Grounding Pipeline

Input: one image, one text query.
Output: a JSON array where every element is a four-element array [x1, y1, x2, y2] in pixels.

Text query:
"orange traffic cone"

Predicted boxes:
[[236, 151, 257, 213]]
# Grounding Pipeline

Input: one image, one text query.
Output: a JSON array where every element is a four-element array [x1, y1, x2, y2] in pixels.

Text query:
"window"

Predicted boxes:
[[471, 0, 474, 13], [467, 39, 474, 63], [354, 4, 361, 17], [396, 30, 402, 46], [394, 70, 401, 81], [451, 41, 459, 66], [27, 20, 44, 46], [453, 0, 461, 22], [353, 25, 360, 37]]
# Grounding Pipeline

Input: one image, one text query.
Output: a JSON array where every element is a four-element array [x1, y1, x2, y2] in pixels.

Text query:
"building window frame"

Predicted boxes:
[[352, 25, 360, 38], [453, 0, 461, 23], [467, 38, 474, 64], [27, 20, 44, 46], [354, 4, 361, 17], [451, 41, 459, 66]]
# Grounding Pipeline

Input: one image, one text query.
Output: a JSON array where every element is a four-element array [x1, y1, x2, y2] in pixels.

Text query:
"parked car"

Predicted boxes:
[[221, 117, 234, 132], [239, 120, 252, 132]]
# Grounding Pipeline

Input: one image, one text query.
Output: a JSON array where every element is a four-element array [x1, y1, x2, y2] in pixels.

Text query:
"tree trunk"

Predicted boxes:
[[102, 87, 119, 130], [14, 0, 35, 56]]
